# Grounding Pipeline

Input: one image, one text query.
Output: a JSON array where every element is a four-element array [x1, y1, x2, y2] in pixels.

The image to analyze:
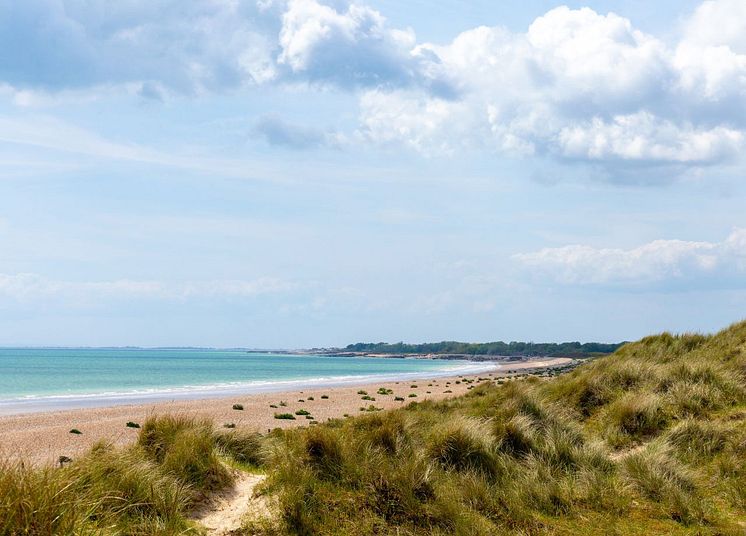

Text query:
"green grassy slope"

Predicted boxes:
[[1, 321, 744, 535], [251, 321, 746, 535]]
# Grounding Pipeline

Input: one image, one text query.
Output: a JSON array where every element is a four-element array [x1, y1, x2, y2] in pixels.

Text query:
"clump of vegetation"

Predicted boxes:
[[125, 421, 140, 429], [357, 390, 368, 395], [377, 387, 394, 395], [408, 393, 417, 398], [295, 409, 311, 416], [361, 395, 376, 401], [0, 416, 264, 534], [69, 428, 82, 435], [214, 429, 265, 467], [275, 413, 296, 420], [307, 396, 315, 401], [321, 395, 329, 399], [223, 423, 236, 428], [394, 396, 405, 401], [232, 403, 244, 410]]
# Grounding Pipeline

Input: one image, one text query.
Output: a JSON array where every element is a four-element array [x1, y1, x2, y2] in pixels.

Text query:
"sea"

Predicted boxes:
[[0, 348, 496, 414]]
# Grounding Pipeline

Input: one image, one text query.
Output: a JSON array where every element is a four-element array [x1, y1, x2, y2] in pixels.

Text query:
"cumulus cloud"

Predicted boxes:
[[356, 2, 746, 171], [1, 0, 745, 175], [513, 229, 746, 287], [278, 0, 414, 87]]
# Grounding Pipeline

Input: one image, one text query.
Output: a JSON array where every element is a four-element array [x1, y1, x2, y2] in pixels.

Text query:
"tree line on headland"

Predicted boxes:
[[343, 340, 624, 357]]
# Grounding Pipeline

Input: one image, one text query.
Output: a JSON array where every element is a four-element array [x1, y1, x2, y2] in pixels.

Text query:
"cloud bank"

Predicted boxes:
[[514, 228, 746, 287], [1, 0, 745, 176]]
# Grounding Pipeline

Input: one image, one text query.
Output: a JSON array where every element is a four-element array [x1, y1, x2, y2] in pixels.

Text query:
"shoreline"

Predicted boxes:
[[0, 360, 503, 416], [0, 358, 572, 466]]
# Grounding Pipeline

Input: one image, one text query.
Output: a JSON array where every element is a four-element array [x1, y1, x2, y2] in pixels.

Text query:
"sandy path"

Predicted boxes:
[[191, 471, 267, 535], [0, 358, 572, 465]]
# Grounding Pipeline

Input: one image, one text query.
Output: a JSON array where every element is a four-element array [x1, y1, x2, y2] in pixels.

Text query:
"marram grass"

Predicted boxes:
[[2, 321, 746, 535]]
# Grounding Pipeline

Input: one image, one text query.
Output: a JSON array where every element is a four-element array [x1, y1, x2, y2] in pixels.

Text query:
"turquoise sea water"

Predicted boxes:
[[0, 348, 495, 414]]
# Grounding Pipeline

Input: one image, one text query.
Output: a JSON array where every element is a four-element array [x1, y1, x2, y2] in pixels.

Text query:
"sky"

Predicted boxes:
[[0, 0, 745, 348]]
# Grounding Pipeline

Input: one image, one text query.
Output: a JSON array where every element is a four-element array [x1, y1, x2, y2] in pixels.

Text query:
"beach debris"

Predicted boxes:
[[125, 421, 141, 429], [69, 428, 82, 435], [232, 404, 244, 410]]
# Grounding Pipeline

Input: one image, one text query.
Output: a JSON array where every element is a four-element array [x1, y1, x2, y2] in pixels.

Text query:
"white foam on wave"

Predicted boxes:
[[0, 361, 499, 415]]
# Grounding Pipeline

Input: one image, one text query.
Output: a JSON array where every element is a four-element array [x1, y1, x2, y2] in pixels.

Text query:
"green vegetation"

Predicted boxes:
[[232, 403, 244, 410], [295, 409, 311, 416], [2, 322, 745, 534], [0, 415, 264, 534], [251, 321, 745, 534], [344, 340, 622, 357], [274, 413, 296, 420], [126, 421, 141, 429]]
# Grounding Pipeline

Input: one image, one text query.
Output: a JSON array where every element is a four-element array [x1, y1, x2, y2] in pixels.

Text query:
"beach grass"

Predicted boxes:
[[1, 320, 745, 534]]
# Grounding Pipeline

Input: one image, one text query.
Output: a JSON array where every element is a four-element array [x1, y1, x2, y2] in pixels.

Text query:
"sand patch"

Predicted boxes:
[[191, 470, 268, 535]]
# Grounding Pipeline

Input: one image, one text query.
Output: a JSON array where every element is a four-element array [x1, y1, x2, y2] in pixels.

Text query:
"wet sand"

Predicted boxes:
[[0, 358, 571, 465]]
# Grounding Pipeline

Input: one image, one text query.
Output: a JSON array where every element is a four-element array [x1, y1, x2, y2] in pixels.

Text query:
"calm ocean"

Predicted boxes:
[[0, 348, 495, 414]]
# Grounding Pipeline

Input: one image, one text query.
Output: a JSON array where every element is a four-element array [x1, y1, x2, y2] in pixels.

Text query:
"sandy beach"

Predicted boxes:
[[0, 358, 571, 465]]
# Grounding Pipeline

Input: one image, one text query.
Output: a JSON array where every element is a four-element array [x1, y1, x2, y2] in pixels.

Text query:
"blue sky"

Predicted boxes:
[[0, 0, 745, 347]]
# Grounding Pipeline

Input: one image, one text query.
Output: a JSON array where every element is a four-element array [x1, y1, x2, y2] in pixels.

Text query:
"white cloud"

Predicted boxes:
[[1, 0, 746, 176], [356, 2, 746, 171], [278, 0, 416, 87], [556, 112, 743, 163], [513, 228, 746, 286]]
